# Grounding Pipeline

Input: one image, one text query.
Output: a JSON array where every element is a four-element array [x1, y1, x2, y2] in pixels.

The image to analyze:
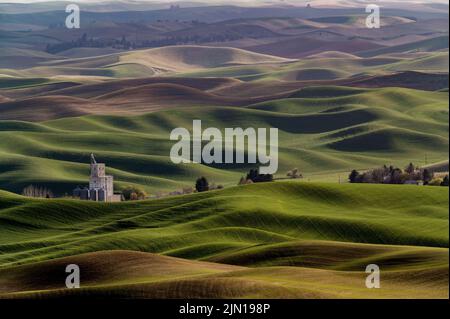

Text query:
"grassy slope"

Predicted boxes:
[[0, 250, 447, 299], [386, 52, 449, 73], [0, 86, 447, 194], [0, 182, 448, 265], [178, 57, 375, 81], [179, 51, 448, 81], [0, 182, 448, 298], [358, 36, 449, 58], [0, 12, 448, 300], [2, 47, 447, 81], [0, 45, 292, 79]]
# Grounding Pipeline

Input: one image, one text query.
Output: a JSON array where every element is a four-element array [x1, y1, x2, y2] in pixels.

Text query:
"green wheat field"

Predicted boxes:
[[0, 0, 448, 299]]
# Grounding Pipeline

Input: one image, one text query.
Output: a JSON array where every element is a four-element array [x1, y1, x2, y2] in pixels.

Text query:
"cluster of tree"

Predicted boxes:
[[154, 19, 205, 26], [46, 32, 253, 54], [428, 174, 449, 187], [22, 185, 54, 198], [349, 163, 448, 186], [46, 34, 136, 54], [138, 33, 245, 49], [122, 186, 147, 201]]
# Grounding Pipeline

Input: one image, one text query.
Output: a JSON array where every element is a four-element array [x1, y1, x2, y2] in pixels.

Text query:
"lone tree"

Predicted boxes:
[[195, 176, 209, 192], [390, 168, 404, 184], [246, 169, 259, 182], [405, 162, 415, 175], [349, 170, 360, 183], [422, 169, 433, 185]]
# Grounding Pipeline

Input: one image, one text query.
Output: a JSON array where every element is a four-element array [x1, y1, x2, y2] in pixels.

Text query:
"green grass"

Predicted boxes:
[[178, 52, 448, 81], [1, 248, 447, 299], [0, 86, 447, 195], [0, 181, 448, 267], [0, 77, 50, 89], [387, 52, 449, 73], [3, 46, 446, 81], [0, 13, 448, 300], [0, 181, 448, 298], [359, 36, 449, 58], [178, 60, 364, 81]]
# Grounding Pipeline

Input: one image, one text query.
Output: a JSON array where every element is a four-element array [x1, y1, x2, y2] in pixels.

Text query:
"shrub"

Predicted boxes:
[[428, 178, 443, 186], [389, 168, 404, 184], [122, 186, 147, 201], [349, 170, 360, 183], [405, 162, 416, 174], [195, 177, 209, 192], [441, 175, 449, 187], [422, 169, 433, 185]]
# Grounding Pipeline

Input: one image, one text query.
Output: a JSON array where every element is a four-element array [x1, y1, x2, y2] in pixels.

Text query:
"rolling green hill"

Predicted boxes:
[[1, 181, 447, 265], [179, 52, 448, 82], [0, 248, 447, 299], [1, 45, 292, 79], [0, 182, 448, 298], [0, 2, 448, 300], [0, 86, 447, 195], [2, 46, 447, 82], [359, 36, 449, 58]]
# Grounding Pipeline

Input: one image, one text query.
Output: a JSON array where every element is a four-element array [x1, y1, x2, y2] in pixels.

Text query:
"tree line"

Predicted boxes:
[[22, 185, 54, 198], [45, 33, 247, 54], [349, 163, 449, 186]]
